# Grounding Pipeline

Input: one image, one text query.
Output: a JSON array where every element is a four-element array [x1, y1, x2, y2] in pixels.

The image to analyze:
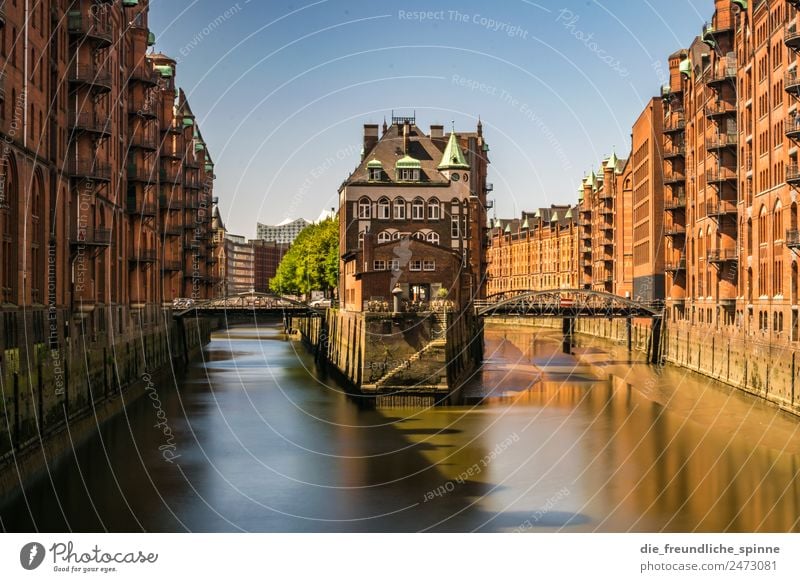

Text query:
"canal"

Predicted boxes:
[[2, 323, 799, 532]]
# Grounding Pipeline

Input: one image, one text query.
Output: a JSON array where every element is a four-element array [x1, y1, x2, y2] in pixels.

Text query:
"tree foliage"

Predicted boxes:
[[270, 218, 338, 296]]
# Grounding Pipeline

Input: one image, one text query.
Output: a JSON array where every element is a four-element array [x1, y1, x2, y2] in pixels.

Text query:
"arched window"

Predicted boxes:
[[378, 197, 390, 219], [428, 198, 440, 220], [358, 230, 366, 247], [412, 197, 425, 220], [451, 198, 460, 214], [358, 197, 371, 219], [31, 172, 44, 303], [413, 231, 426, 240], [377, 231, 391, 244], [759, 205, 767, 245], [427, 232, 440, 245], [393, 197, 406, 219], [392, 231, 402, 240], [1, 155, 18, 304], [774, 200, 783, 241]]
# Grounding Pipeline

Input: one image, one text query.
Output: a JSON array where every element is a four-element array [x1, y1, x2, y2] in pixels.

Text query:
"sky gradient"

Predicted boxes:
[[148, 0, 710, 237]]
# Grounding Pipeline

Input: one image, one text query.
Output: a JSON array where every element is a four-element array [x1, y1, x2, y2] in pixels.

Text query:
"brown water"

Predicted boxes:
[[1, 324, 798, 532]]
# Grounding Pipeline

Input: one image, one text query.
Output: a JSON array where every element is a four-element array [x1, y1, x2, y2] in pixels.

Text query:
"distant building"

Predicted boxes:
[[224, 234, 255, 295], [256, 218, 310, 244], [252, 240, 290, 293], [487, 206, 580, 295]]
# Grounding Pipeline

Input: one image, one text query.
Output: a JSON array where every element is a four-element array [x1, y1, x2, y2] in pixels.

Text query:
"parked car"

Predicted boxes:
[[309, 299, 331, 308]]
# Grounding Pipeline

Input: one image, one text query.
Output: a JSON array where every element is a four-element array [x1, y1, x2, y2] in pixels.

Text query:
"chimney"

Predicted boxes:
[[403, 122, 410, 154], [363, 124, 379, 158], [430, 125, 443, 138], [363, 230, 375, 273]]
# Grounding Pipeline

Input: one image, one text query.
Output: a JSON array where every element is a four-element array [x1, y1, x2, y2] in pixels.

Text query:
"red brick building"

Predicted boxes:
[[339, 116, 490, 311], [252, 239, 290, 293]]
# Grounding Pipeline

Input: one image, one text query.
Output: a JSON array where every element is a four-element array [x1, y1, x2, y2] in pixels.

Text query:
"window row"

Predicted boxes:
[[373, 259, 436, 272], [359, 230, 441, 245], [358, 197, 465, 220]]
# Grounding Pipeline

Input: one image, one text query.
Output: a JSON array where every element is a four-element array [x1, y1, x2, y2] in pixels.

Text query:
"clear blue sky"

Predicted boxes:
[[149, 0, 710, 237]]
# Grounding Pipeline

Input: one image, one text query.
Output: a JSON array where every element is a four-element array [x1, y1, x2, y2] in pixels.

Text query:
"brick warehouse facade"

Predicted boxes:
[[0, 0, 218, 460], [339, 116, 490, 311]]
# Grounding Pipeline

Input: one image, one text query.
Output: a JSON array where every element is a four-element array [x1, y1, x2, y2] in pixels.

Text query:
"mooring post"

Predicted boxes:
[[562, 316, 574, 354], [650, 315, 663, 364], [626, 316, 633, 353]]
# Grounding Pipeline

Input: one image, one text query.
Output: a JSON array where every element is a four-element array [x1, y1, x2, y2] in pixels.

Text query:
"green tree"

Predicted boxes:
[[270, 218, 338, 296]]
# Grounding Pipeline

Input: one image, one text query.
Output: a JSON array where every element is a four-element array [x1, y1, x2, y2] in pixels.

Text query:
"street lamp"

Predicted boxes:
[[392, 284, 403, 313]]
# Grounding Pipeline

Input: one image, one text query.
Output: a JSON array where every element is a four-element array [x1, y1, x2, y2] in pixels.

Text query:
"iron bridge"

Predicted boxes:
[[474, 289, 663, 318]]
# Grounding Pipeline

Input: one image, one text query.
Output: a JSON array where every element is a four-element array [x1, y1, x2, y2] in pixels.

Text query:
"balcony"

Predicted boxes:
[[129, 65, 158, 87], [706, 133, 737, 151], [786, 229, 800, 249], [707, 248, 738, 264], [600, 236, 614, 247], [706, 169, 737, 184], [785, 117, 800, 140], [70, 228, 112, 247], [786, 72, 800, 96], [664, 116, 686, 134], [159, 166, 181, 184], [600, 206, 614, 216], [127, 163, 156, 183], [707, 66, 737, 87], [129, 249, 158, 264], [704, 102, 736, 119], [68, 160, 112, 182], [598, 189, 612, 200], [665, 196, 686, 211], [665, 224, 687, 237], [69, 63, 112, 93], [163, 225, 183, 237], [665, 258, 686, 273], [664, 171, 686, 185], [706, 199, 737, 218], [128, 101, 158, 119], [162, 260, 182, 271], [786, 164, 800, 186], [184, 175, 202, 189], [67, 13, 112, 47], [68, 112, 111, 139], [130, 132, 158, 151], [126, 200, 157, 217], [663, 144, 685, 160], [786, 25, 800, 51]]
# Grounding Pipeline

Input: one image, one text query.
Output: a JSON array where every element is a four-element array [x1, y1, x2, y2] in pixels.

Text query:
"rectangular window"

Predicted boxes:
[[451, 216, 460, 238], [412, 203, 424, 220], [373, 260, 386, 271], [410, 260, 422, 271], [394, 203, 406, 220], [429, 203, 440, 220], [369, 168, 381, 181], [389, 259, 400, 271], [423, 260, 435, 271], [378, 203, 390, 219]]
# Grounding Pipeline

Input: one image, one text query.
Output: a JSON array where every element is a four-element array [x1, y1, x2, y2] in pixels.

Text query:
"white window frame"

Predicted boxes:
[[358, 198, 371, 219], [378, 198, 390, 219], [368, 168, 381, 181], [427, 232, 440, 245], [373, 260, 386, 271], [393, 198, 406, 219], [410, 260, 422, 272], [451, 216, 460, 239], [377, 231, 391, 244], [389, 259, 400, 271], [423, 260, 436, 271], [412, 198, 425, 220], [428, 199, 440, 220]]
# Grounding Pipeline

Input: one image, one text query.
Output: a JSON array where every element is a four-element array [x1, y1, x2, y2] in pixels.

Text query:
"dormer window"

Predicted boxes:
[[367, 159, 383, 181], [396, 155, 421, 182]]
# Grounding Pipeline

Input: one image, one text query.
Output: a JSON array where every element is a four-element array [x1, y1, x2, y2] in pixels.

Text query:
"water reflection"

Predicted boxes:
[[1, 324, 798, 532]]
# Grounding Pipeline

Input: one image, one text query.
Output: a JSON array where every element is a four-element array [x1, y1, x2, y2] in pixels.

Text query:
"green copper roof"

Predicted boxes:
[[504, 223, 511, 234], [366, 158, 383, 168], [565, 208, 573, 219], [182, 117, 194, 127], [147, 31, 156, 46], [589, 171, 598, 192], [438, 132, 470, 170], [533, 209, 540, 218], [396, 155, 421, 169], [551, 211, 559, 222], [155, 65, 173, 77], [679, 58, 692, 77], [732, 0, 747, 8], [605, 151, 619, 170], [521, 217, 530, 229]]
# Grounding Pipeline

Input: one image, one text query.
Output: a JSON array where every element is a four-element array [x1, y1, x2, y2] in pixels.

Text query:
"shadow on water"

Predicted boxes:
[[1, 323, 799, 532]]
